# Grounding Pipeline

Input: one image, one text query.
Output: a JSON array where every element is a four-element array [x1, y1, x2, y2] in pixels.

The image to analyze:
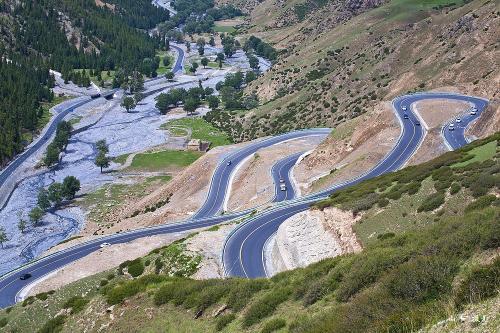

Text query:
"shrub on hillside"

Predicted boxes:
[[417, 191, 445, 212], [454, 257, 500, 307], [469, 173, 495, 197], [107, 275, 165, 305], [63, 296, 89, 314], [243, 288, 291, 327], [386, 256, 457, 302], [464, 195, 497, 212], [261, 318, 286, 333], [227, 279, 269, 311], [127, 259, 145, 277], [449, 182, 461, 195], [38, 315, 66, 333], [377, 197, 389, 207], [0, 318, 8, 328], [335, 247, 409, 302], [215, 313, 236, 331]]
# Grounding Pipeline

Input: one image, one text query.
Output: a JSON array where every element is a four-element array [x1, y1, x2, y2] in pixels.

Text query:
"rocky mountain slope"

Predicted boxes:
[[209, 0, 499, 142]]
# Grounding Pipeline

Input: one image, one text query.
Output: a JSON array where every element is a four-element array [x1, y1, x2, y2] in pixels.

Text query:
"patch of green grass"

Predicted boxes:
[[207, 61, 224, 69], [68, 115, 83, 126], [452, 140, 497, 168], [157, 51, 174, 75], [112, 153, 130, 165], [128, 150, 202, 171], [214, 25, 237, 33], [81, 175, 171, 224], [164, 118, 232, 148]]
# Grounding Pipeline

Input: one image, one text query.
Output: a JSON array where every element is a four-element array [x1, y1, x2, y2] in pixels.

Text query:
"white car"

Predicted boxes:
[[402, 106, 407, 111], [100, 242, 111, 248], [449, 123, 455, 131], [470, 110, 477, 115], [456, 118, 461, 123], [280, 184, 286, 191], [279, 178, 285, 183]]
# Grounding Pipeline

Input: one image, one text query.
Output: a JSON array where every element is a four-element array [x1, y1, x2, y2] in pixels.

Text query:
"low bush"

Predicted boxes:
[[377, 197, 389, 207], [386, 256, 457, 302], [454, 257, 500, 307], [100, 279, 108, 286], [215, 313, 236, 331], [336, 248, 409, 302], [0, 318, 8, 328], [38, 315, 66, 333], [35, 292, 50, 301], [417, 191, 445, 212], [63, 296, 89, 314], [465, 195, 497, 212], [227, 279, 269, 312], [261, 318, 286, 333], [243, 288, 291, 327], [107, 275, 166, 305], [127, 259, 145, 277], [449, 182, 461, 194], [22, 296, 35, 307]]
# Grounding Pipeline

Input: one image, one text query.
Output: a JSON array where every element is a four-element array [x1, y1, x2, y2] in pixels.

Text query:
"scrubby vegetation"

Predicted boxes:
[[2, 135, 498, 332]]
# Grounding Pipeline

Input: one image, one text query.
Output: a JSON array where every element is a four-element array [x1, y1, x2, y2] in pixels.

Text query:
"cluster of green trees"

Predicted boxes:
[[62, 70, 92, 87], [104, 0, 170, 29], [8, 1, 161, 77], [0, 0, 170, 164], [26, 176, 81, 228], [0, 57, 54, 166], [155, 83, 218, 115], [171, 0, 241, 35], [113, 70, 145, 93], [243, 36, 277, 61], [215, 71, 258, 109], [44, 121, 73, 167], [221, 34, 240, 58]]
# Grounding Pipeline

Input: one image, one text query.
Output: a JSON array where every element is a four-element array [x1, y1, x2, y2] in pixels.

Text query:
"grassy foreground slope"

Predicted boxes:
[[208, 0, 499, 141], [1, 133, 498, 333]]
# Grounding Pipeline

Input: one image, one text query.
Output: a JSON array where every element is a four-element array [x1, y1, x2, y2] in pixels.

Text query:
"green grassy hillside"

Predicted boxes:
[[1, 133, 498, 333]]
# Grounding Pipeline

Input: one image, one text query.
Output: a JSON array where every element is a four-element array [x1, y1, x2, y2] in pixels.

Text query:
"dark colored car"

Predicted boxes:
[[227, 161, 232, 166], [403, 114, 409, 119], [415, 121, 421, 126], [20, 273, 32, 280]]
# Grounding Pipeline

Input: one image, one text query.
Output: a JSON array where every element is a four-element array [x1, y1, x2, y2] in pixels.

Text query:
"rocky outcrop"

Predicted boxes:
[[269, 207, 362, 275]]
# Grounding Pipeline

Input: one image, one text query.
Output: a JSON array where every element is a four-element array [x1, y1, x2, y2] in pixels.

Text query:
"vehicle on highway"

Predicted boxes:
[[280, 184, 286, 191], [19, 273, 32, 280], [470, 110, 477, 115], [456, 118, 461, 123], [403, 114, 409, 119], [449, 123, 455, 131], [227, 161, 232, 166], [415, 121, 421, 126], [100, 242, 111, 248], [402, 106, 407, 111], [279, 178, 285, 183]]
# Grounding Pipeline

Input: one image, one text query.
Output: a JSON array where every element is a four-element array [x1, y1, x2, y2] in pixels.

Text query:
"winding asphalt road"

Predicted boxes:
[[0, 92, 488, 307], [0, 98, 92, 210], [272, 153, 302, 202], [192, 130, 330, 219], [222, 92, 489, 278]]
